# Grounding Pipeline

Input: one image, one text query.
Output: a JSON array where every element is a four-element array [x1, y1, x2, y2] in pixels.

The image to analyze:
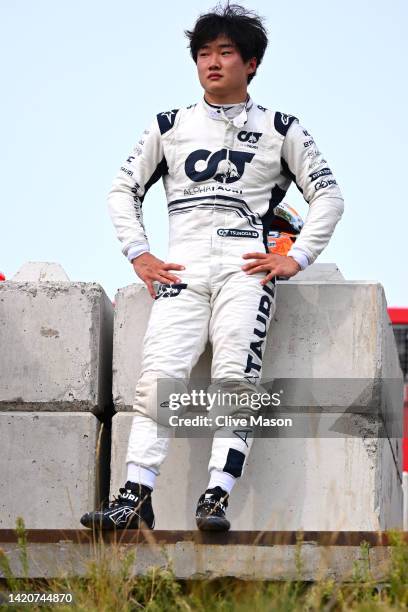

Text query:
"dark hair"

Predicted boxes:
[[185, 2, 268, 83]]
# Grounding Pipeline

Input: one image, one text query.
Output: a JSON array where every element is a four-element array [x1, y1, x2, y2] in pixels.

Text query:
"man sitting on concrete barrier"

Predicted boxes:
[[80, 2, 344, 531]]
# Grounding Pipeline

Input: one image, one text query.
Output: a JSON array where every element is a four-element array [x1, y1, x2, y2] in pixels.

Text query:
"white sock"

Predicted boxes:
[[207, 469, 236, 494], [126, 463, 156, 490]]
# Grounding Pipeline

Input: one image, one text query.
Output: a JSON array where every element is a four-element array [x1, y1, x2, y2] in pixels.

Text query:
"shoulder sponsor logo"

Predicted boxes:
[[217, 228, 259, 238], [157, 109, 179, 135], [303, 139, 315, 148], [315, 178, 337, 191], [257, 104, 267, 112], [309, 167, 332, 182], [185, 148, 254, 184], [161, 110, 176, 123], [274, 112, 297, 136], [280, 113, 294, 126]]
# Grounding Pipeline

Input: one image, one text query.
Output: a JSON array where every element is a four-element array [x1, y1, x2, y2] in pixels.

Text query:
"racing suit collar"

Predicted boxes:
[[202, 94, 253, 128]]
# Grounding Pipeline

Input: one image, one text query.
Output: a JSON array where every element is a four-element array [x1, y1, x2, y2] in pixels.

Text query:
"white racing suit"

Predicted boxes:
[[108, 96, 344, 481]]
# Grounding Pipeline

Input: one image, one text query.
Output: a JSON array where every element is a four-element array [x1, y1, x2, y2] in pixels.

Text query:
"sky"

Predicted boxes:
[[1, 0, 407, 305]]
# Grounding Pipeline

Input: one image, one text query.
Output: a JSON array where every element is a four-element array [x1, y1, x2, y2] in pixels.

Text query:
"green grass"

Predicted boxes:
[[0, 519, 407, 611]]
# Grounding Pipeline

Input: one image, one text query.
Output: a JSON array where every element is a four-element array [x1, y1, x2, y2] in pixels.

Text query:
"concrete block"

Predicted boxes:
[[0, 412, 110, 529], [110, 279, 403, 529], [0, 282, 113, 415], [110, 412, 402, 531], [287, 262, 345, 282], [264, 282, 403, 453], [112, 283, 151, 411], [12, 261, 70, 282]]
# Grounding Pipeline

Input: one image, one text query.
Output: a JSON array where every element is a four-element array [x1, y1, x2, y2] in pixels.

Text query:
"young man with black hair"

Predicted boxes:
[[81, 3, 344, 532]]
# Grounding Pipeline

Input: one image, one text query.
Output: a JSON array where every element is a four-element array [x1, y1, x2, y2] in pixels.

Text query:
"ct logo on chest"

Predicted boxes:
[[185, 148, 255, 184], [237, 131, 262, 144]]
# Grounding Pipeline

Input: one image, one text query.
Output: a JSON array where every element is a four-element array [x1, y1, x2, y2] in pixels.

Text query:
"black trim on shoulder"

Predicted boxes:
[[157, 109, 179, 135], [274, 112, 298, 137]]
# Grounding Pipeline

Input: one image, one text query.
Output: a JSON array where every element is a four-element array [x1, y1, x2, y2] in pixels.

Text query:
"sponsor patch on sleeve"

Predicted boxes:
[[309, 167, 333, 182]]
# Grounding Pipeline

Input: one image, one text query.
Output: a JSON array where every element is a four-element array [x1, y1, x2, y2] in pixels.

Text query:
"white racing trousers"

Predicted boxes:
[[126, 252, 276, 484]]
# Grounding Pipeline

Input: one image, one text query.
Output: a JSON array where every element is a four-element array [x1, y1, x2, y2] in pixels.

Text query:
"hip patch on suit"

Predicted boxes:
[[155, 283, 188, 300]]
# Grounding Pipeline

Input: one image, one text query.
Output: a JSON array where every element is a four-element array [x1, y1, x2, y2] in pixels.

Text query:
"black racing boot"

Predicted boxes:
[[195, 486, 230, 531], [80, 481, 155, 530]]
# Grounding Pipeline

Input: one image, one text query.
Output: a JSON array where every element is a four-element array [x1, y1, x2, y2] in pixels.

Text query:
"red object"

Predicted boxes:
[[388, 307, 408, 472], [404, 386, 408, 472], [388, 307, 408, 325], [0, 271, 5, 281]]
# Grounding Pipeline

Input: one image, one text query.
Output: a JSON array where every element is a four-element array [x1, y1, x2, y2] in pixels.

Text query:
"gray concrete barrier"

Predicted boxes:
[[0, 412, 110, 529], [110, 267, 404, 530], [0, 265, 114, 529], [0, 281, 113, 415], [287, 262, 344, 282]]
